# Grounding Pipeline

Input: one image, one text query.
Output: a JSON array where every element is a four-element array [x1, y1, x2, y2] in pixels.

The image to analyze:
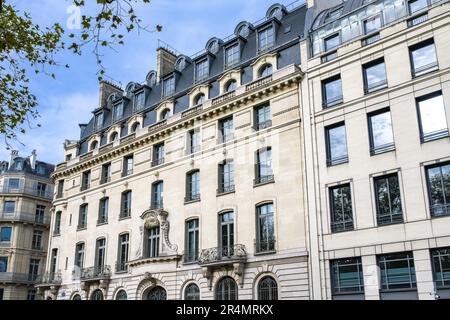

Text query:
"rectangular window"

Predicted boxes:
[[255, 148, 274, 185], [368, 108, 395, 155], [185, 219, 199, 262], [431, 247, 450, 288], [0, 257, 8, 272], [409, 39, 438, 77], [163, 76, 175, 97], [152, 143, 165, 167], [219, 117, 234, 143], [75, 242, 85, 269], [0, 227, 12, 242], [134, 91, 145, 110], [81, 170, 91, 191], [98, 197, 109, 224], [189, 129, 201, 154], [195, 59, 209, 82], [57, 180, 64, 198], [378, 252, 417, 291], [426, 162, 450, 217], [35, 205, 45, 224], [322, 75, 343, 108], [408, 0, 428, 14], [28, 259, 40, 282], [113, 102, 123, 121], [324, 33, 340, 52], [147, 227, 160, 258], [117, 233, 129, 272], [416, 92, 449, 143], [78, 204, 88, 229], [3, 201, 15, 215], [31, 230, 43, 250], [186, 171, 200, 202], [218, 161, 235, 194], [121, 191, 132, 218], [363, 59, 387, 94], [363, 15, 381, 34], [225, 44, 240, 68], [255, 104, 272, 130], [151, 181, 164, 209], [8, 178, 20, 190], [329, 183, 354, 233], [95, 238, 106, 275], [258, 26, 275, 52], [49, 249, 57, 276], [101, 163, 111, 184], [374, 174, 404, 225], [36, 182, 47, 198], [94, 113, 103, 130], [330, 258, 364, 297], [256, 203, 275, 253], [54, 211, 61, 235], [123, 155, 134, 176], [325, 122, 349, 166]]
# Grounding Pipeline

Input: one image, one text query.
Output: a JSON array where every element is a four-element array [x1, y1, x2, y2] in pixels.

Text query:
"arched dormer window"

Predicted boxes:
[[125, 82, 137, 97], [266, 4, 286, 20], [259, 64, 273, 78], [130, 122, 140, 133], [110, 132, 119, 142], [194, 93, 205, 106], [146, 71, 157, 87], [234, 21, 254, 39], [160, 108, 171, 121], [90, 140, 98, 151], [225, 79, 237, 93], [206, 37, 222, 55]]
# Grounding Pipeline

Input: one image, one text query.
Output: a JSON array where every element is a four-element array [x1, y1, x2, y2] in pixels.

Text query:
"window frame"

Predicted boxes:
[[425, 161, 450, 218], [367, 107, 396, 156], [415, 91, 449, 143], [323, 32, 341, 52], [184, 219, 200, 263], [329, 183, 354, 233], [185, 170, 200, 203], [330, 258, 365, 296], [409, 38, 439, 78], [377, 252, 417, 292], [151, 181, 164, 209], [373, 173, 404, 226], [255, 203, 276, 254], [362, 58, 388, 94], [325, 122, 349, 167], [120, 190, 132, 219], [322, 74, 343, 108]]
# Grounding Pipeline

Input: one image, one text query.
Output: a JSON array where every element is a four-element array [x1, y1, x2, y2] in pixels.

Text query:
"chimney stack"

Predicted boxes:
[[156, 47, 178, 81], [30, 149, 37, 170], [99, 80, 123, 109], [9, 150, 19, 168]]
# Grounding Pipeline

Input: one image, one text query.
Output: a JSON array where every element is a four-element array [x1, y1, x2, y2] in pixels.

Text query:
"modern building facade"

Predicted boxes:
[[38, 0, 450, 300], [0, 150, 54, 300]]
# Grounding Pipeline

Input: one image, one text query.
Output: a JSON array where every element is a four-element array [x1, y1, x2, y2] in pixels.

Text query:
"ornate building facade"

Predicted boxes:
[[0, 151, 54, 300]]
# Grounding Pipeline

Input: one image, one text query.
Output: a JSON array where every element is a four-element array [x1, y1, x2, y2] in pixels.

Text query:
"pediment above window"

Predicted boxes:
[[251, 52, 278, 79]]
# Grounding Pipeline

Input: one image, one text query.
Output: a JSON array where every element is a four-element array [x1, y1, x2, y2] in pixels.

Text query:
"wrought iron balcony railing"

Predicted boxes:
[[35, 272, 62, 285], [119, 208, 131, 219], [0, 185, 53, 199], [0, 212, 50, 225], [254, 238, 276, 254], [115, 261, 128, 273], [217, 184, 235, 195], [254, 175, 274, 186], [151, 157, 165, 167], [80, 265, 111, 281], [198, 244, 247, 265], [185, 194, 200, 203]]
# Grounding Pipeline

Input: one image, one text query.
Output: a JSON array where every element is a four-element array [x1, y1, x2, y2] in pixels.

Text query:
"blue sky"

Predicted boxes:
[[2, 0, 304, 164]]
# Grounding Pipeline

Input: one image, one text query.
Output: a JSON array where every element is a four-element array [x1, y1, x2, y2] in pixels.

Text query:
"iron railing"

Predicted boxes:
[[81, 265, 111, 280], [256, 120, 272, 131], [0, 185, 53, 199], [151, 157, 165, 167], [254, 238, 276, 254], [199, 244, 247, 265], [35, 272, 62, 285], [217, 185, 235, 195], [254, 175, 274, 185], [0, 212, 50, 225], [370, 142, 396, 156], [185, 194, 201, 203], [431, 204, 450, 218], [115, 261, 128, 273]]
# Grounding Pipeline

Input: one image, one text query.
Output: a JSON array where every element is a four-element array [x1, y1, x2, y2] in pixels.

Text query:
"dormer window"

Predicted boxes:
[[134, 91, 145, 111], [258, 26, 275, 53], [259, 64, 273, 78], [36, 164, 46, 175], [194, 93, 205, 106], [195, 59, 209, 82], [131, 122, 140, 133], [225, 80, 237, 93], [94, 113, 103, 131], [160, 108, 171, 120], [113, 102, 123, 121], [163, 76, 175, 97], [14, 161, 23, 170], [225, 44, 240, 69], [90, 140, 98, 151], [110, 132, 119, 142]]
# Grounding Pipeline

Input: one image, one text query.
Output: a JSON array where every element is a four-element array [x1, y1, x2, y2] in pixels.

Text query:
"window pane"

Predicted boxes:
[[330, 184, 353, 232], [409, 0, 428, 14], [378, 252, 416, 290], [369, 110, 394, 154], [326, 124, 348, 165], [432, 248, 450, 288], [364, 61, 387, 92], [364, 15, 381, 34], [323, 77, 342, 107], [411, 42, 438, 76], [418, 94, 448, 141], [325, 34, 340, 51], [331, 258, 364, 295], [375, 174, 403, 225], [427, 163, 450, 217]]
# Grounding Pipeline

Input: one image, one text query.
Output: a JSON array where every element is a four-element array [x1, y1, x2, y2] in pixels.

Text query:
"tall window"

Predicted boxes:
[[218, 160, 235, 194], [0, 227, 12, 242], [54, 211, 61, 235], [163, 76, 175, 97], [368, 108, 395, 155], [74, 242, 85, 269], [120, 190, 132, 218], [185, 219, 199, 262], [219, 212, 234, 257], [374, 174, 403, 225], [324, 33, 340, 52], [57, 179, 64, 198], [98, 197, 109, 224], [101, 163, 111, 184], [330, 258, 364, 298], [186, 170, 200, 202], [131, 122, 140, 133], [196, 59, 209, 81], [31, 230, 43, 250], [416, 92, 448, 142], [0, 257, 8, 272], [219, 117, 233, 143], [78, 204, 88, 229], [258, 276, 278, 300], [363, 59, 387, 94], [117, 233, 129, 272], [408, 0, 428, 14], [425, 162, 450, 217], [322, 75, 343, 108], [378, 252, 417, 291], [113, 102, 123, 121], [94, 113, 103, 131], [255, 104, 271, 130], [50, 249, 58, 277], [409, 39, 438, 77], [36, 182, 47, 198], [81, 170, 91, 191], [256, 203, 275, 253], [225, 44, 240, 68], [27, 290, 36, 301], [431, 247, 450, 289], [215, 277, 238, 300], [28, 259, 40, 281], [95, 238, 106, 275], [151, 181, 164, 209], [258, 26, 275, 52], [185, 283, 200, 300], [35, 205, 45, 224], [255, 148, 273, 185], [329, 184, 354, 233], [3, 201, 15, 215], [147, 227, 160, 258], [123, 155, 134, 177], [189, 129, 201, 154], [152, 143, 165, 167], [325, 122, 349, 166], [134, 91, 145, 110]]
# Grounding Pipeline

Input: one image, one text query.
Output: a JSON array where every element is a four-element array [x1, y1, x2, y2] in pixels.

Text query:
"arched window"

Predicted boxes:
[[215, 277, 237, 300], [91, 289, 104, 300], [160, 108, 171, 120], [225, 80, 237, 93], [146, 286, 167, 300], [131, 122, 140, 133], [72, 294, 82, 300], [184, 283, 200, 300], [259, 64, 273, 78], [90, 141, 98, 151], [194, 94, 205, 106], [115, 290, 128, 300], [257, 276, 278, 300], [110, 132, 118, 142]]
